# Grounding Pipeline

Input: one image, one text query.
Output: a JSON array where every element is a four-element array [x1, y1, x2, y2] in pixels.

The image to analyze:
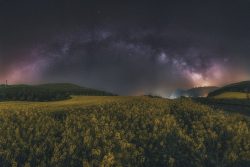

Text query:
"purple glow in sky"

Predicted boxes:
[[0, 0, 250, 96]]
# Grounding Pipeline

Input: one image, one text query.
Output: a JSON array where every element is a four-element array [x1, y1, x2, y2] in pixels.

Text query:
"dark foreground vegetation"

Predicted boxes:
[[0, 83, 114, 101], [0, 98, 249, 167], [195, 98, 250, 117]]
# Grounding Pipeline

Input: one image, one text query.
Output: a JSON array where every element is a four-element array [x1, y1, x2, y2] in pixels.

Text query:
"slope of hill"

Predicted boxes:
[[0, 83, 115, 101], [170, 86, 218, 98], [208, 81, 250, 98]]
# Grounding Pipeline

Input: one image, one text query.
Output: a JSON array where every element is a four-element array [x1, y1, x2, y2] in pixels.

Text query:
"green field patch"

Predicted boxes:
[[213, 92, 248, 99], [0, 96, 131, 112]]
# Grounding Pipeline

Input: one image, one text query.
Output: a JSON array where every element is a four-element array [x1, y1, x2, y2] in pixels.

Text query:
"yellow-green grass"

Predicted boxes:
[[0, 95, 249, 166], [213, 92, 248, 99], [0, 96, 135, 112]]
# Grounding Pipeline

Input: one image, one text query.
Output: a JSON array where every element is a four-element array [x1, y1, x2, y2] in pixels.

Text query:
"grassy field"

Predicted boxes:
[[0, 96, 249, 166], [213, 92, 248, 99], [0, 96, 128, 112], [200, 91, 250, 116]]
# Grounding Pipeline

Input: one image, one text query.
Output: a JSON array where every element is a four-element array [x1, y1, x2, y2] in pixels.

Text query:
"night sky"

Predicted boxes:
[[0, 0, 250, 96]]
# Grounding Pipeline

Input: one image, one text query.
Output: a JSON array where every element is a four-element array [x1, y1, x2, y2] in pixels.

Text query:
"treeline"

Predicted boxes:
[[0, 83, 114, 101], [0, 98, 249, 166]]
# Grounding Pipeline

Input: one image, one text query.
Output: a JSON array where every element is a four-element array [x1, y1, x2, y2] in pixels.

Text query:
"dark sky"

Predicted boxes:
[[0, 0, 250, 96]]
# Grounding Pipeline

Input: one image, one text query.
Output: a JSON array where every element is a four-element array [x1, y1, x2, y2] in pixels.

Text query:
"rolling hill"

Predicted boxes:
[[0, 83, 115, 101], [170, 86, 218, 98], [208, 81, 250, 98], [195, 81, 250, 116]]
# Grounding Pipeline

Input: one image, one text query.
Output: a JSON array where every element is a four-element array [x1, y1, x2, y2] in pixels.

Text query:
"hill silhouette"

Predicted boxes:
[[171, 86, 218, 98]]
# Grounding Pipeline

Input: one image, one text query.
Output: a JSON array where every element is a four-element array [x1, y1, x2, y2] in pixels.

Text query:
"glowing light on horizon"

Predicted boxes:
[[0, 58, 48, 84], [184, 71, 211, 87]]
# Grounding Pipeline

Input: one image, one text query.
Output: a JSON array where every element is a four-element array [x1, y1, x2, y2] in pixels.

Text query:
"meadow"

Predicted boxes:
[[213, 92, 249, 99], [0, 96, 249, 167]]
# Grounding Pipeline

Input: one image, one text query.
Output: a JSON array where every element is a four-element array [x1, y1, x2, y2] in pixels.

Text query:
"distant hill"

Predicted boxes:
[[0, 83, 115, 101], [143, 94, 163, 98], [208, 81, 250, 98], [171, 86, 218, 98]]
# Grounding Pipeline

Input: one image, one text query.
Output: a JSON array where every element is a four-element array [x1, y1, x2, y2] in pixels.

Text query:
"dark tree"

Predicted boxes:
[[245, 88, 250, 100]]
